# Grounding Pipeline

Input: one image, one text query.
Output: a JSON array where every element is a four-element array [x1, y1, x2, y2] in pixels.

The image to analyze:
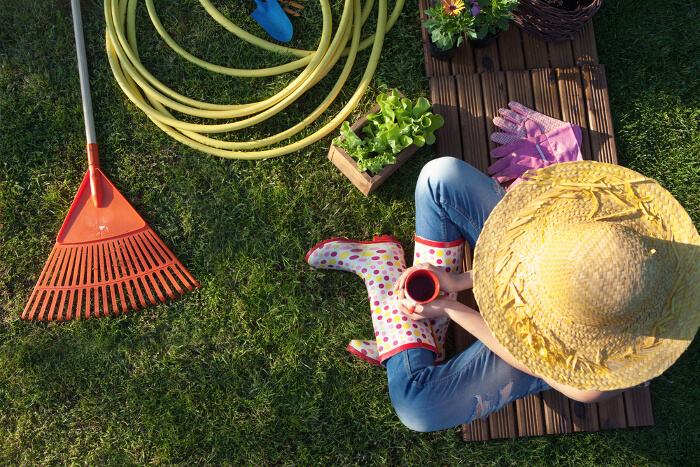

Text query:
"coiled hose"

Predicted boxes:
[[104, 0, 406, 159]]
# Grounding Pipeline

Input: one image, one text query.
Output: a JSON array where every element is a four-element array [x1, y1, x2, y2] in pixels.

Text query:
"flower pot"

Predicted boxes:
[[427, 38, 458, 61], [327, 94, 420, 196], [469, 30, 501, 48]]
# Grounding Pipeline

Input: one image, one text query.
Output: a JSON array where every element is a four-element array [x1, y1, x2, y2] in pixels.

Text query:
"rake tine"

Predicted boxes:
[[114, 238, 141, 310], [37, 250, 63, 320], [23, 286, 41, 321], [124, 235, 156, 306], [54, 246, 80, 321], [46, 247, 73, 321], [147, 231, 198, 290], [68, 246, 84, 319], [81, 286, 91, 321], [144, 239, 187, 294], [89, 243, 99, 319], [54, 246, 74, 321], [108, 240, 129, 313], [23, 286, 39, 320], [65, 289, 76, 322], [135, 232, 176, 300], [131, 232, 168, 302], [118, 237, 148, 309], [95, 243, 106, 317], [77, 245, 89, 320], [25, 290, 43, 321], [32, 246, 63, 320], [101, 241, 117, 315], [98, 242, 116, 316], [38, 291, 52, 322], [100, 283, 109, 318], [128, 235, 159, 305]]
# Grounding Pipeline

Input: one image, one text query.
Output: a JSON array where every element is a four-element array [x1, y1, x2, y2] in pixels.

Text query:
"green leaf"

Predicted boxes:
[[426, 113, 445, 132], [413, 97, 431, 118], [398, 135, 413, 152], [379, 101, 395, 124]]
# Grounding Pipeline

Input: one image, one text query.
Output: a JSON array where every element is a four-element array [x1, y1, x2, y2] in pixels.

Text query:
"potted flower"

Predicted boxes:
[[327, 90, 445, 195], [469, 0, 520, 48], [423, 0, 478, 60]]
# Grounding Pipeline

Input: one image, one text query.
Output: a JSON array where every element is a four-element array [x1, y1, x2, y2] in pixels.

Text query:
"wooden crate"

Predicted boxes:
[[327, 98, 421, 196]]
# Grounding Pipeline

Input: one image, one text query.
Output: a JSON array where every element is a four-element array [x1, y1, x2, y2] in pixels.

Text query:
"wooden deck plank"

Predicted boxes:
[[623, 387, 654, 427], [505, 70, 535, 109], [556, 67, 593, 160], [463, 417, 490, 442], [548, 41, 576, 69], [532, 69, 563, 119], [521, 31, 550, 70], [573, 21, 599, 66], [451, 37, 477, 76], [570, 400, 601, 432], [474, 41, 502, 73], [542, 389, 573, 434], [516, 393, 546, 437], [430, 76, 462, 158], [498, 27, 526, 71], [598, 395, 628, 430], [480, 72, 508, 154], [456, 74, 490, 173], [489, 403, 518, 439], [582, 65, 618, 164]]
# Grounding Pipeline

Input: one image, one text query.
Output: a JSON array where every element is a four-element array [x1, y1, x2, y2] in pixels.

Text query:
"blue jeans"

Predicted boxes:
[[386, 157, 551, 432]]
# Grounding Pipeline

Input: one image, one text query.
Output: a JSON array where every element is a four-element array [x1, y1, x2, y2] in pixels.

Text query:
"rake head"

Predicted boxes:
[[23, 228, 199, 321], [23, 169, 199, 321]]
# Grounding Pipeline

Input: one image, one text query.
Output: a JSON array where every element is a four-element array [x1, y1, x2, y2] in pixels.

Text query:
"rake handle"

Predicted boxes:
[[71, 0, 102, 207]]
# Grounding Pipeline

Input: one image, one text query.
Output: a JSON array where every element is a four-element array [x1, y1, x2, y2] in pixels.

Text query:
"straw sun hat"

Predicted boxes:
[[473, 161, 700, 391]]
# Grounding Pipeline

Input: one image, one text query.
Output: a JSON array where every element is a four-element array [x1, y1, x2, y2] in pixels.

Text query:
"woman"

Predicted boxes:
[[306, 157, 699, 432]]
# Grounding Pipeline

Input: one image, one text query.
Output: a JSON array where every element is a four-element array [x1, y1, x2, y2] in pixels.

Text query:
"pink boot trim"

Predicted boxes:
[[413, 235, 465, 364]]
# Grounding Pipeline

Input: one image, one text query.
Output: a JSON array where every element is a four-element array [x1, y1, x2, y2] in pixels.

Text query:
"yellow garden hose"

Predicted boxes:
[[104, 0, 406, 159]]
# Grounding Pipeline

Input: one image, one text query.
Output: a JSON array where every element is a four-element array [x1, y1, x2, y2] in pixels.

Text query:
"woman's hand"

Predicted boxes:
[[398, 295, 456, 320]]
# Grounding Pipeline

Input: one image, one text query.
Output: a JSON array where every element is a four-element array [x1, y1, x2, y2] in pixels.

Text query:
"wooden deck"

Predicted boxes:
[[418, 0, 654, 442]]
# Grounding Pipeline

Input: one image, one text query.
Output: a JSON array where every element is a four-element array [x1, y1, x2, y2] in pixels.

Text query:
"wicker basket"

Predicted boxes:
[[512, 0, 603, 42]]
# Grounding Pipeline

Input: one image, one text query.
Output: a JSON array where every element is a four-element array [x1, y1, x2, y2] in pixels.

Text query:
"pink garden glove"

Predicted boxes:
[[488, 123, 583, 189], [491, 101, 572, 145]]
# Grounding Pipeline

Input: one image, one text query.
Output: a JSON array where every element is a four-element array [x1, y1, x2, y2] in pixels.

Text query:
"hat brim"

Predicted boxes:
[[473, 161, 700, 390]]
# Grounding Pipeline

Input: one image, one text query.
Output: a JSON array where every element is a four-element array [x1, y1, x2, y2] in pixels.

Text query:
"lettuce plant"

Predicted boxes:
[[333, 90, 445, 175]]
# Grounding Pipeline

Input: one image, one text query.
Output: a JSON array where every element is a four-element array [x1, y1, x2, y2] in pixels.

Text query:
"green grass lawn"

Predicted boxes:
[[1, 0, 698, 464]]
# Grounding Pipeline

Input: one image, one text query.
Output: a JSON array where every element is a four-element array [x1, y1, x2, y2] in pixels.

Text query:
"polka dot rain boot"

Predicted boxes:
[[413, 236, 465, 364], [306, 235, 439, 366]]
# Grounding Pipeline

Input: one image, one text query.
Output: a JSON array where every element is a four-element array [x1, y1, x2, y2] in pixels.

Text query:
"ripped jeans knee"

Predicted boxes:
[[385, 345, 551, 432]]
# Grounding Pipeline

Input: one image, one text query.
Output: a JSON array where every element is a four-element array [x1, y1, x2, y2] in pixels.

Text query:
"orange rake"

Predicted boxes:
[[22, 0, 199, 321]]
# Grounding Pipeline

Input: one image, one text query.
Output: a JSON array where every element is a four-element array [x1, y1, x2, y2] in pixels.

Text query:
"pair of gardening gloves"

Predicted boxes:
[[489, 102, 583, 189]]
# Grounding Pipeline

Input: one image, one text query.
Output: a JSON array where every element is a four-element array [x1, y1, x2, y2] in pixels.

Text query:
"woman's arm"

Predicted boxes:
[[408, 296, 625, 403]]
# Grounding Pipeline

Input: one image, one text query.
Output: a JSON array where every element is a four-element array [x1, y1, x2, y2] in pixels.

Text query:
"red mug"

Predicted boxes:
[[404, 269, 440, 311]]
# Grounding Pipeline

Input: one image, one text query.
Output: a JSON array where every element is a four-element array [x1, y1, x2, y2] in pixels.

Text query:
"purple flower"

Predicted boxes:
[[469, 0, 481, 16]]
